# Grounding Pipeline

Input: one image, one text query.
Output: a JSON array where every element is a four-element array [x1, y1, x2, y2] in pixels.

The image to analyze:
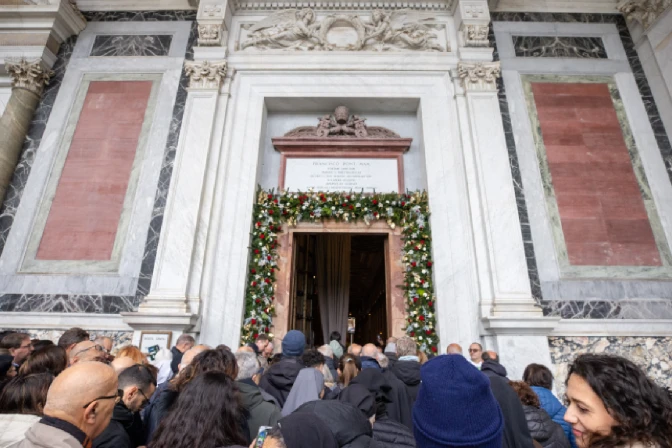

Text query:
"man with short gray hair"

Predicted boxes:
[[235, 351, 282, 441], [391, 336, 422, 408], [317, 344, 337, 381], [170, 334, 195, 374]]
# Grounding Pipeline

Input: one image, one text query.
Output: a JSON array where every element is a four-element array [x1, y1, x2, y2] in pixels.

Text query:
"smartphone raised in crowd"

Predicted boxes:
[[255, 425, 273, 447]]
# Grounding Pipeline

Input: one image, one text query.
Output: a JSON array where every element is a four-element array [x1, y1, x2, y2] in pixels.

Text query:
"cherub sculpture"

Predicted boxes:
[[363, 9, 444, 52], [241, 8, 324, 50]]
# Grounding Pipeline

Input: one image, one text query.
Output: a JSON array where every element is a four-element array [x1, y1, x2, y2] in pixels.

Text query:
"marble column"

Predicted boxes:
[[0, 59, 52, 204], [133, 60, 228, 318], [456, 61, 559, 379]]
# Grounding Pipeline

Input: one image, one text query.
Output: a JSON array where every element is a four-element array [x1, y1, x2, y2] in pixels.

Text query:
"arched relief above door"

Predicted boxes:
[[272, 106, 412, 193]]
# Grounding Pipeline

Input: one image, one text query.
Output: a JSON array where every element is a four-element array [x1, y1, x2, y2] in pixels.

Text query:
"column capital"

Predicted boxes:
[[455, 0, 492, 49], [196, 1, 232, 47], [457, 61, 501, 92], [6, 58, 54, 96], [618, 0, 672, 30], [184, 59, 227, 90]]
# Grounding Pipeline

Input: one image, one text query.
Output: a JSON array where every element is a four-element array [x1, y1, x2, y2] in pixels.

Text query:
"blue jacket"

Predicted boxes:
[[531, 386, 577, 448]]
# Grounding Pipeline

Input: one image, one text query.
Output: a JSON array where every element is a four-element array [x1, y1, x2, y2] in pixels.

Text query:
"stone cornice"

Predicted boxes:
[[233, 0, 455, 11], [617, 0, 672, 29], [5, 57, 54, 96], [184, 59, 227, 89], [457, 61, 501, 91]]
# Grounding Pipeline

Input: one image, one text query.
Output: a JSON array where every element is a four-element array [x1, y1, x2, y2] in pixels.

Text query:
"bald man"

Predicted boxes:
[[446, 343, 463, 355], [481, 349, 508, 380], [111, 356, 137, 374], [69, 341, 107, 366], [347, 343, 362, 357], [12, 362, 118, 447], [359, 343, 382, 371], [178, 344, 210, 373]]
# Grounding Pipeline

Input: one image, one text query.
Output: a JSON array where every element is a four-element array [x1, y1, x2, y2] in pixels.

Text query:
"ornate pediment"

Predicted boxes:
[[239, 8, 448, 52], [284, 106, 401, 139]]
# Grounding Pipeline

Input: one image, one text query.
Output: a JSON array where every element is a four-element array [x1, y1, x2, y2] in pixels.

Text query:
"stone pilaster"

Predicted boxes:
[[0, 59, 53, 203], [127, 59, 230, 330], [455, 0, 493, 58], [196, 1, 232, 47]]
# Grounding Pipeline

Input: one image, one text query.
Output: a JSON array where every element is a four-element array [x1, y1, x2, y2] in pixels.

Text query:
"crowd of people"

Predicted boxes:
[[0, 328, 670, 448]]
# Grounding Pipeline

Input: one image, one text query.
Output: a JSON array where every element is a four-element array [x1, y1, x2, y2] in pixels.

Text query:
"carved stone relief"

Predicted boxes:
[[463, 24, 490, 47], [239, 8, 447, 52], [284, 106, 401, 139], [203, 4, 223, 17], [184, 60, 227, 89], [5, 58, 54, 96], [618, 0, 672, 29], [457, 62, 501, 91], [198, 23, 222, 46]]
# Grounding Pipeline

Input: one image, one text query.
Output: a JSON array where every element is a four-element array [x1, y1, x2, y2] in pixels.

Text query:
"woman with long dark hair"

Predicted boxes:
[[0, 373, 54, 447], [149, 371, 248, 448], [564, 353, 672, 448], [144, 347, 242, 442], [19, 346, 67, 376]]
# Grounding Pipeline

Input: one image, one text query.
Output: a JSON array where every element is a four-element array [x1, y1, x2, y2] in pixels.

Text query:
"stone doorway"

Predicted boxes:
[[274, 221, 406, 346]]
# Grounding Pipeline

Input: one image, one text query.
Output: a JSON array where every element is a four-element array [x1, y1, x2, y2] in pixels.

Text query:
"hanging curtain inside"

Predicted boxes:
[[316, 234, 351, 344]]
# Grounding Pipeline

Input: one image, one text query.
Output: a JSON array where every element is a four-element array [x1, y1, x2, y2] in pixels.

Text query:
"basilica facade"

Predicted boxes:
[[0, 0, 670, 390]]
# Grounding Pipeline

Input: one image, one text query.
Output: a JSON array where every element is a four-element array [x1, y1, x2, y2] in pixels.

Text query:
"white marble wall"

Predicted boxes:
[[0, 86, 10, 117]]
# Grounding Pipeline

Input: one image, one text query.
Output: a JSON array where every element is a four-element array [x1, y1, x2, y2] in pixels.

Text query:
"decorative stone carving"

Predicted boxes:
[[198, 23, 222, 46], [240, 8, 446, 52], [457, 62, 501, 91], [203, 4, 223, 16], [234, 0, 453, 11], [184, 60, 227, 89], [5, 58, 53, 96], [284, 106, 400, 139], [463, 24, 489, 47], [617, 0, 672, 29]]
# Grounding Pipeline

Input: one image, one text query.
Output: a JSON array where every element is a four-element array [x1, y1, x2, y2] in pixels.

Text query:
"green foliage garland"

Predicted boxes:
[[241, 189, 438, 354]]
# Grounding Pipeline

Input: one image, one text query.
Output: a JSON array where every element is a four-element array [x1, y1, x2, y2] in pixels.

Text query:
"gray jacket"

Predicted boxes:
[[8, 422, 82, 448]]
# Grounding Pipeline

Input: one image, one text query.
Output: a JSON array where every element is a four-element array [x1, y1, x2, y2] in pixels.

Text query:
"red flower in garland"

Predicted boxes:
[[283, 210, 288, 215], [251, 281, 257, 287], [401, 201, 406, 206], [256, 221, 261, 227], [373, 212, 379, 217], [260, 233, 265, 239], [265, 327, 270, 332], [251, 318, 257, 324], [273, 199, 278, 204], [410, 331, 415, 337], [253, 333, 259, 338], [427, 261, 432, 267], [428, 301, 433, 308], [255, 299, 260, 304], [419, 315, 425, 322], [267, 255, 272, 261], [268, 210, 274, 215], [349, 205, 354, 210], [426, 329, 432, 335], [264, 278, 271, 284], [413, 297, 418, 303], [267, 194, 273, 200], [411, 262, 417, 267], [342, 203, 347, 207], [372, 199, 378, 205], [271, 296, 275, 301], [254, 249, 260, 254], [431, 346, 437, 353], [250, 269, 256, 274]]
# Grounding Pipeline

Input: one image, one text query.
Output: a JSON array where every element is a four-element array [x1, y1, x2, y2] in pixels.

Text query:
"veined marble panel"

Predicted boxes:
[[0, 12, 196, 314], [512, 35, 607, 58], [91, 34, 173, 56], [548, 336, 672, 396]]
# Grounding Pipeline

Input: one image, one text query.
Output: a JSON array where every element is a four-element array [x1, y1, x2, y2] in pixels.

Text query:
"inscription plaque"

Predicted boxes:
[[284, 158, 400, 193]]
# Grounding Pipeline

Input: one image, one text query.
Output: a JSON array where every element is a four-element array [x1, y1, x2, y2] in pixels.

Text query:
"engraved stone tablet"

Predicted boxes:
[[284, 158, 400, 193]]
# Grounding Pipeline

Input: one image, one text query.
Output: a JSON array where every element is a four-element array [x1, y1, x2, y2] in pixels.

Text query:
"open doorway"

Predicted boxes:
[[289, 234, 388, 348]]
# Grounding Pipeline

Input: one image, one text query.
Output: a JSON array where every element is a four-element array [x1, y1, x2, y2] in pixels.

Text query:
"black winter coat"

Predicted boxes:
[[390, 361, 421, 405], [481, 360, 508, 379], [522, 406, 571, 448], [487, 375, 535, 448], [259, 356, 304, 408], [93, 402, 144, 448], [294, 400, 381, 448], [372, 416, 416, 448], [380, 370, 413, 430]]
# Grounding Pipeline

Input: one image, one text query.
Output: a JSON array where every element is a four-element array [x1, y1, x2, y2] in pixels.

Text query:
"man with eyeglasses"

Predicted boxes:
[[1, 332, 34, 369], [93, 364, 157, 448], [468, 342, 484, 369], [9, 362, 118, 448], [69, 341, 108, 366]]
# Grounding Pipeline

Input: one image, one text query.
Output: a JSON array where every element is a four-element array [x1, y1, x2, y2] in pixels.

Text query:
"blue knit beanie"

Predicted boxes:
[[282, 330, 306, 357], [413, 354, 504, 448]]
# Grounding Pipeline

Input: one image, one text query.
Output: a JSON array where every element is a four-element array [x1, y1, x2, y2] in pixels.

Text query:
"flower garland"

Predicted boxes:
[[241, 189, 438, 353]]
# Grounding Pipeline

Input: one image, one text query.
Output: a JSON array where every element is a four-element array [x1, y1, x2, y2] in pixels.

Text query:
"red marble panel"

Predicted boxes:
[[36, 80, 152, 261], [533, 82, 661, 266]]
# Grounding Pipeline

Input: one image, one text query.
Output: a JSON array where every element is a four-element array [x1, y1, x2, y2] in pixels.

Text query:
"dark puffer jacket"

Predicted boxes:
[[372, 416, 416, 448], [390, 361, 421, 405], [259, 356, 304, 408], [522, 405, 571, 448], [294, 400, 381, 448]]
